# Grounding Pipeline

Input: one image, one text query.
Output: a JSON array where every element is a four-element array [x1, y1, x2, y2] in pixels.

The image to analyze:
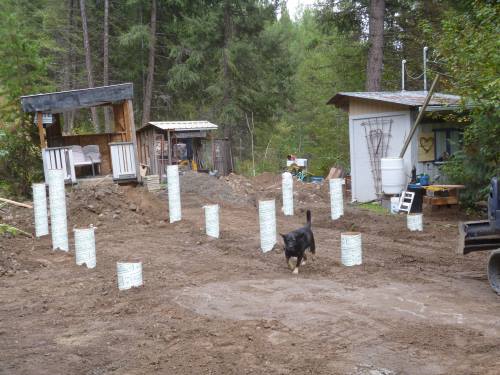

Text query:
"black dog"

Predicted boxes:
[[280, 210, 315, 274]]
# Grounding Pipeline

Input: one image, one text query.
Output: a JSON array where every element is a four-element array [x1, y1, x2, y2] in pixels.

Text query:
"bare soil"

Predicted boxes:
[[1, 173, 499, 375]]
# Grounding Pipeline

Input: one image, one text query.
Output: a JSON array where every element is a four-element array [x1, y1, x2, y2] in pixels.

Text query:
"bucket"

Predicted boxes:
[[418, 174, 430, 186], [204, 204, 219, 238], [407, 213, 423, 231], [74, 227, 96, 269], [47, 169, 69, 251], [341, 232, 362, 266], [381, 158, 406, 195], [259, 200, 276, 253], [167, 165, 181, 223], [282, 172, 294, 216], [32, 183, 49, 237], [117, 261, 143, 290], [390, 196, 400, 214], [330, 178, 344, 220]]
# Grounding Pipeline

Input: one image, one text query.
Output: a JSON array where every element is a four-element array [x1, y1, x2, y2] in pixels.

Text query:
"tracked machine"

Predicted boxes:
[[458, 177, 500, 293]]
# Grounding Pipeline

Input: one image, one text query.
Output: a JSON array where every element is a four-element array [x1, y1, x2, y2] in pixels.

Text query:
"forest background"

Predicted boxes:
[[0, 0, 498, 204]]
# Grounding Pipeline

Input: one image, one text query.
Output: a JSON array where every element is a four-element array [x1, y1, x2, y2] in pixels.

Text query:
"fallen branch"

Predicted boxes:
[[0, 197, 33, 209]]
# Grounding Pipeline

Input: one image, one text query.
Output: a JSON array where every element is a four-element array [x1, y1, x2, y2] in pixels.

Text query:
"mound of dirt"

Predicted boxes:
[[68, 183, 167, 228], [180, 171, 256, 206]]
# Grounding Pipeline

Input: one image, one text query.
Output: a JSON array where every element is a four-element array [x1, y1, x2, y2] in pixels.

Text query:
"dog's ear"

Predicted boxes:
[[279, 233, 287, 241]]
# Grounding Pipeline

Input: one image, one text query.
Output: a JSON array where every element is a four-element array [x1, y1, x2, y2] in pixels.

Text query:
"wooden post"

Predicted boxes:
[[160, 135, 164, 184], [123, 99, 141, 181], [112, 103, 126, 141], [167, 130, 172, 165], [37, 112, 47, 148]]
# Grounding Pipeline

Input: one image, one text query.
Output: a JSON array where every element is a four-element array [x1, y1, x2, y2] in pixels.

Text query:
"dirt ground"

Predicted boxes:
[[1, 172, 499, 375]]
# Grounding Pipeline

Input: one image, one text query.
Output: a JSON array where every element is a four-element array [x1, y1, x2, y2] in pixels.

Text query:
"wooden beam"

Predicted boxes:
[[0, 197, 33, 209], [399, 74, 440, 158], [36, 112, 47, 148]]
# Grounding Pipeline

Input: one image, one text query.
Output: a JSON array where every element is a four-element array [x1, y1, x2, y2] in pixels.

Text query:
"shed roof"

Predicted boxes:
[[141, 121, 218, 132], [328, 91, 462, 111], [21, 83, 133, 113]]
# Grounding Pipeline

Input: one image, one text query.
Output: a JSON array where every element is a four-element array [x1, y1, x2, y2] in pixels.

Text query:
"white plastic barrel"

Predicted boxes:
[[204, 204, 219, 238], [381, 157, 406, 195], [407, 213, 423, 231], [341, 232, 362, 266], [330, 178, 344, 220], [390, 196, 400, 214], [32, 183, 49, 237], [74, 227, 96, 269], [167, 165, 181, 223], [117, 262, 143, 290], [259, 200, 276, 253], [282, 172, 293, 216], [47, 169, 69, 251]]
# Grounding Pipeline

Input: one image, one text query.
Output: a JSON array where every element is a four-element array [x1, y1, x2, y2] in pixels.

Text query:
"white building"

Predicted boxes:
[[328, 91, 464, 202]]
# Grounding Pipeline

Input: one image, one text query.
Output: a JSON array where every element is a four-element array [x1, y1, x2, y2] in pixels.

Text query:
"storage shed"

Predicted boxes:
[[21, 83, 139, 183], [328, 91, 464, 202], [137, 121, 233, 176]]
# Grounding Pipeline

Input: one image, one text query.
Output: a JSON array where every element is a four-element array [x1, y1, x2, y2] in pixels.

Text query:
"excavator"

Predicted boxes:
[[458, 177, 500, 293]]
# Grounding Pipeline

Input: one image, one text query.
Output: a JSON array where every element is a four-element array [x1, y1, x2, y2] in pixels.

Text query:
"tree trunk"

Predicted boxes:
[[222, 1, 233, 137], [103, 0, 112, 132], [365, 0, 385, 91], [141, 0, 157, 127], [63, 0, 75, 134], [79, 0, 99, 130]]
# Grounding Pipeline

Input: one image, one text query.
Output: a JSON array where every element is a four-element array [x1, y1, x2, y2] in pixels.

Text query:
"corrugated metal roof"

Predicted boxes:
[[328, 91, 462, 109], [143, 121, 218, 132]]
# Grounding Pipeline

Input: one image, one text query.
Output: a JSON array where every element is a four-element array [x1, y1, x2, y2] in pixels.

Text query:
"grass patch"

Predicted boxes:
[[357, 201, 389, 215], [0, 224, 32, 237]]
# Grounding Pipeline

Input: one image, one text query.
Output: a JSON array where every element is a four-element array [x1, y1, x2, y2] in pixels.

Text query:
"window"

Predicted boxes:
[[434, 128, 463, 161]]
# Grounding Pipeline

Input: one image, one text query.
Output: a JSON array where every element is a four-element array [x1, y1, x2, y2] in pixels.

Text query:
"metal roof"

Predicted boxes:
[[21, 83, 133, 113], [328, 91, 462, 110], [141, 121, 218, 132]]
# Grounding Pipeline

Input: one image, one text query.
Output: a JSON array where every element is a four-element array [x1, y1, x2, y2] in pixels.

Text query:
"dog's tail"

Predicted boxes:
[[306, 210, 311, 227]]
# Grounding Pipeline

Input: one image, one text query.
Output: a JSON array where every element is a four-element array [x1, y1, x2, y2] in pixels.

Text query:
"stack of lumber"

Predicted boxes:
[[143, 175, 162, 192]]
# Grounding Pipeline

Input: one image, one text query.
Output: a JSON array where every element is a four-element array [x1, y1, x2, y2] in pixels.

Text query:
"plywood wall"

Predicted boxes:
[[349, 98, 408, 116]]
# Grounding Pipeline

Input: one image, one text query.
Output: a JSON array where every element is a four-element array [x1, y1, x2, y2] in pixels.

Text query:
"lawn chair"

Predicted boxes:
[[83, 145, 102, 176], [71, 145, 94, 175]]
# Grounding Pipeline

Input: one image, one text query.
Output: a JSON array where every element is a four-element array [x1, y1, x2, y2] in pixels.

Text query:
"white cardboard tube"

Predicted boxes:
[[74, 227, 96, 269], [32, 183, 49, 237], [47, 169, 68, 251], [330, 178, 344, 220], [407, 213, 423, 231], [167, 165, 181, 223], [204, 204, 219, 238], [259, 200, 276, 253], [117, 262, 143, 290], [341, 232, 362, 266], [282, 172, 294, 216]]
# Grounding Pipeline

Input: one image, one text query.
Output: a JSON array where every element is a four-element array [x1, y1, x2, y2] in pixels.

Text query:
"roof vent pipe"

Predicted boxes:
[[401, 60, 406, 91], [423, 46, 428, 92]]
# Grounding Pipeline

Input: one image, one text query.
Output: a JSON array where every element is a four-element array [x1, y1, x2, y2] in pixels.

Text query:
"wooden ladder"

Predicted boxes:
[[398, 191, 415, 213]]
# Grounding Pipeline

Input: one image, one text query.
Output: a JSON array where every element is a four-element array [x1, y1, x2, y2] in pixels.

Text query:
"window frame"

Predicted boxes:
[[433, 127, 463, 162]]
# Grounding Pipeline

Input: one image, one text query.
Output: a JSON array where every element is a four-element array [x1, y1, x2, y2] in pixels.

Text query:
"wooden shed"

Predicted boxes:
[[21, 83, 139, 183], [137, 121, 234, 176], [328, 91, 464, 202]]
